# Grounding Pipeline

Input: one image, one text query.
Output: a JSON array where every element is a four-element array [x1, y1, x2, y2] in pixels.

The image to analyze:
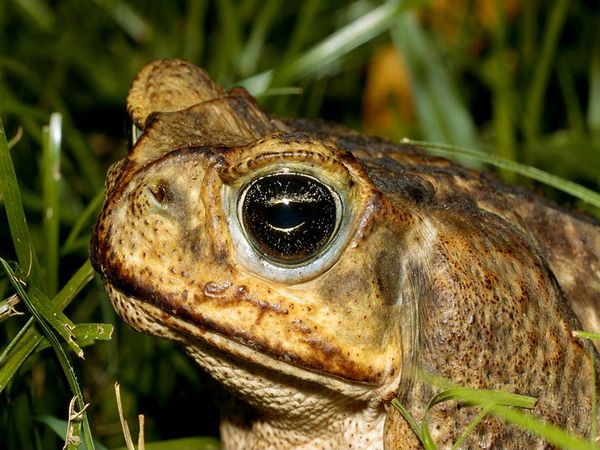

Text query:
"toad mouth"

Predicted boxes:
[[104, 280, 383, 400]]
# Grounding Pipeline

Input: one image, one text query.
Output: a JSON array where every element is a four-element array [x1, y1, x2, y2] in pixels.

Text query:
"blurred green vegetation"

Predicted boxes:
[[0, 0, 598, 449]]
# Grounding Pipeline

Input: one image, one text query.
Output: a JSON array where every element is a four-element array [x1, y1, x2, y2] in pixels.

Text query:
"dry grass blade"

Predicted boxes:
[[0, 294, 23, 321], [115, 382, 135, 450], [115, 382, 147, 450]]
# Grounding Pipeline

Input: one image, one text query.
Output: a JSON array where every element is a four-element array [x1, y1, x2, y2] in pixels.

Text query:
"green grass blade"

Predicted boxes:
[[0, 321, 43, 391], [394, 383, 596, 449], [53, 259, 95, 310], [42, 112, 62, 296], [390, 398, 423, 442], [13, 0, 55, 31], [241, 0, 420, 95], [282, 0, 320, 60], [451, 407, 491, 450], [0, 116, 42, 286], [182, 1, 208, 61], [557, 61, 585, 134], [573, 331, 600, 341], [238, 0, 280, 77], [0, 259, 94, 392], [405, 139, 600, 209], [391, 14, 477, 148], [0, 258, 95, 449], [35, 323, 113, 352], [68, 322, 114, 343], [278, 0, 414, 84], [520, 1, 537, 75], [212, 0, 242, 83], [62, 188, 104, 256], [420, 422, 438, 450], [490, 404, 598, 450], [488, 1, 517, 164], [93, 0, 150, 42], [589, 48, 600, 131], [37, 415, 109, 450], [427, 388, 536, 410], [26, 286, 83, 357], [0, 258, 82, 357], [67, 323, 114, 345], [71, 322, 114, 344], [418, 387, 535, 448], [416, 373, 598, 449], [523, 0, 569, 143]]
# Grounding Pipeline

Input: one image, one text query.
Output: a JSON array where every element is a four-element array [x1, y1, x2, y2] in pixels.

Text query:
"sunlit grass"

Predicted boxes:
[[393, 358, 599, 450], [404, 138, 600, 211]]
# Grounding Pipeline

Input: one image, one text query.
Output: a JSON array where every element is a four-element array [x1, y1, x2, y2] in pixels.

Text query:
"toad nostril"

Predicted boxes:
[[149, 183, 168, 203]]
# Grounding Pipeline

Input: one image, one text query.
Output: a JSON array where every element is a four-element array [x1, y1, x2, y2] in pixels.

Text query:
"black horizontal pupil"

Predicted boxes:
[[265, 200, 306, 230], [241, 173, 337, 264]]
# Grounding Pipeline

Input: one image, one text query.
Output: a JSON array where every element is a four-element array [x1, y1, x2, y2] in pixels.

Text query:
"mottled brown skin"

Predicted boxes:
[[91, 59, 600, 449]]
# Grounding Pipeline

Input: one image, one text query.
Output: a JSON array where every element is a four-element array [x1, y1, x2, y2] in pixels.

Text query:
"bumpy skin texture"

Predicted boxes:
[[91, 59, 600, 449]]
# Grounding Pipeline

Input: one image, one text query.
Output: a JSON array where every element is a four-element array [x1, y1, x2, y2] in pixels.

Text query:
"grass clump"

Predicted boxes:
[[393, 358, 599, 449]]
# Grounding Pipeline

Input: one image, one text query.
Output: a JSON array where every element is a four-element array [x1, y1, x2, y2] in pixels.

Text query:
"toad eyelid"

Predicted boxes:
[[217, 144, 352, 188]]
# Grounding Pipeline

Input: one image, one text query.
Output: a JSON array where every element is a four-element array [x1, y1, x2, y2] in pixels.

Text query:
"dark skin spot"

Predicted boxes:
[[375, 246, 402, 306]]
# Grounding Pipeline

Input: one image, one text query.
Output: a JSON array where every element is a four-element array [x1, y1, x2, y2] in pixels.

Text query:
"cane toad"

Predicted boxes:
[[91, 59, 600, 449]]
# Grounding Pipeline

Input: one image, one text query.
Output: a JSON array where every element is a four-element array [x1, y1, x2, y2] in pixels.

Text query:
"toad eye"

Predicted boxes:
[[239, 173, 341, 265]]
